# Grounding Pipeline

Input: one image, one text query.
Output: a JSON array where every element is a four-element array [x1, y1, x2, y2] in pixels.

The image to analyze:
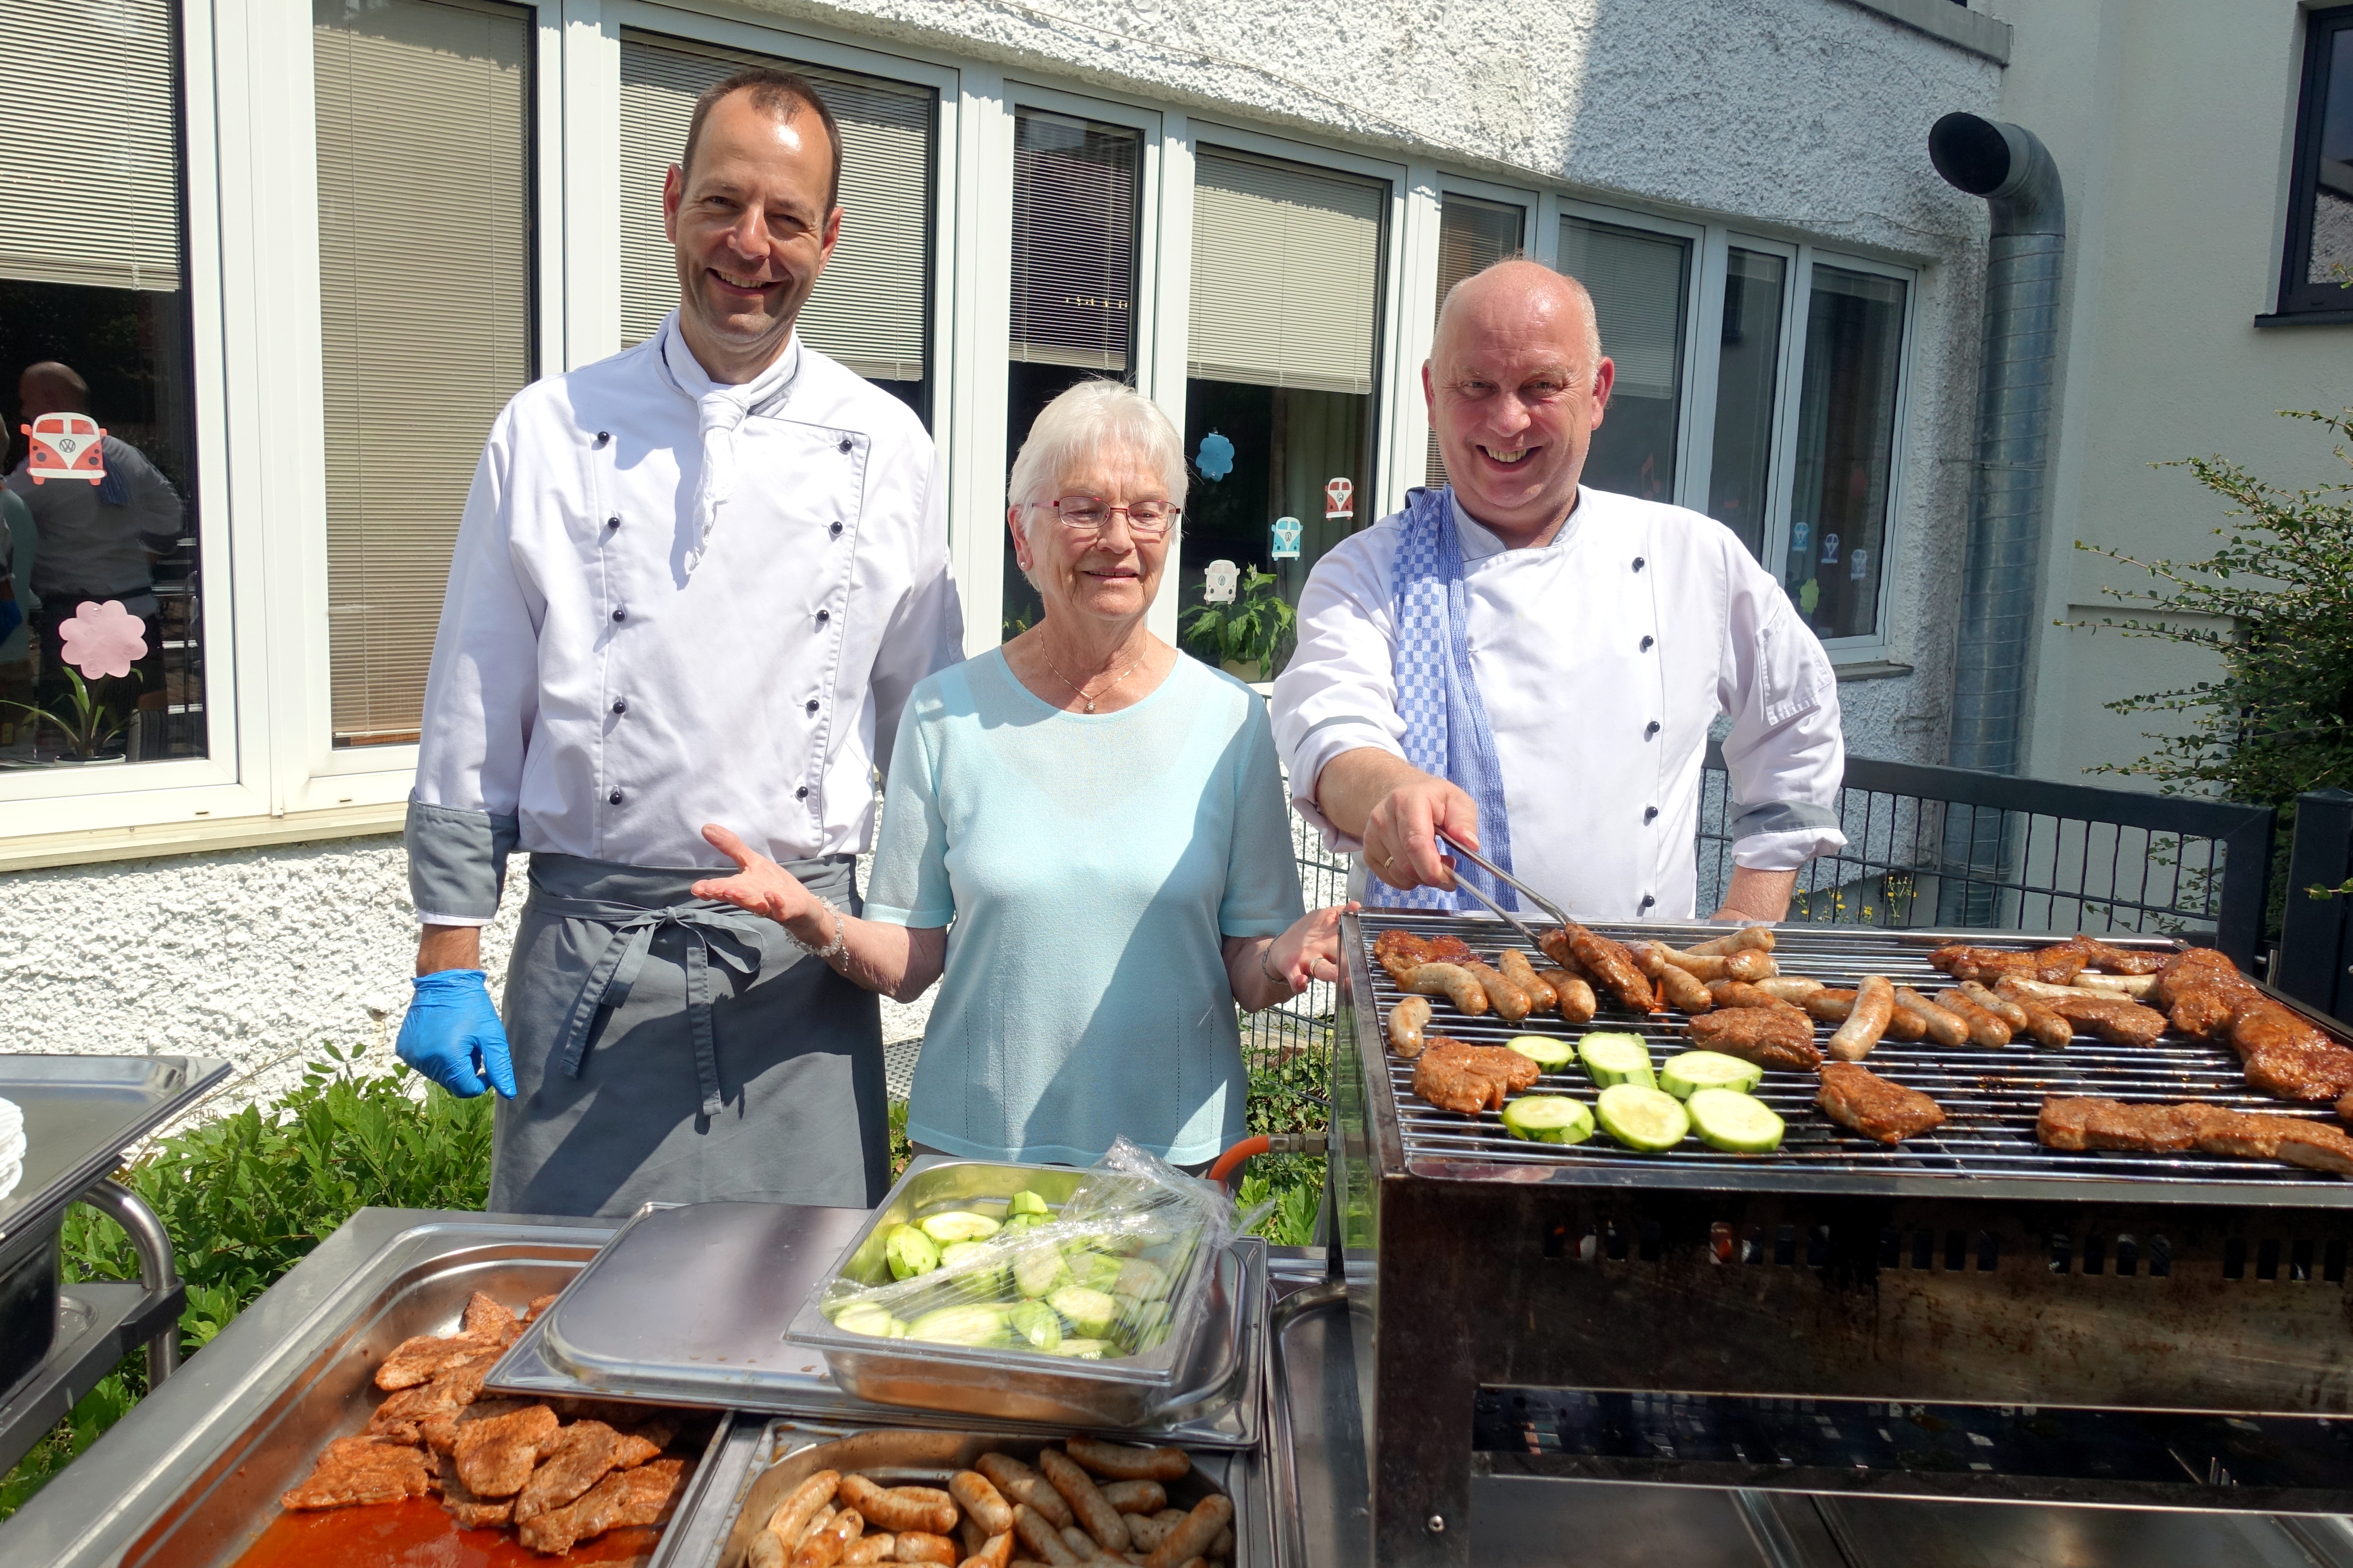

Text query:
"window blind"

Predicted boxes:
[[1189, 152, 1385, 395], [1010, 112, 1140, 371], [1559, 217, 1687, 401], [315, 0, 533, 747], [1427, 194, 1524, 486], [619, 34, 933, 382], [0, 0, 182, 291]]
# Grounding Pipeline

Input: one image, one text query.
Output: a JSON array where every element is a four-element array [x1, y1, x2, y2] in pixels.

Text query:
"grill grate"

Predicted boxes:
[[1362, 912, 2353, 1186]]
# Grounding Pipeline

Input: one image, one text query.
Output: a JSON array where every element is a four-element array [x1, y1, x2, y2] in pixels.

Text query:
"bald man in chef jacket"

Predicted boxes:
[[402, 69, 962, 1217], [1271, 259, 1846, 922]]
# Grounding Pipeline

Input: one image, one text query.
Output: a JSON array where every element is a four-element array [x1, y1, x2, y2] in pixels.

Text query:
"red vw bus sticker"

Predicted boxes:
[[22, 414, 106, 486]]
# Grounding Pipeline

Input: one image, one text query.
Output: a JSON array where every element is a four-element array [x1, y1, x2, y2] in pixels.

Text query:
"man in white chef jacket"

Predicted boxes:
[[402, 69, 963, 1217], [1271, 259, 1845, 921]]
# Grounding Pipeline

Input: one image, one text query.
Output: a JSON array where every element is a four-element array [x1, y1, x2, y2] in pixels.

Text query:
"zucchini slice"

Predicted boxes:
[[1578, 1032, 1656, 1089], [1595, 1083, 1690, 1151], [1501, 1095, 1594, 1144], [1686, 1088, 1786, 1153], [1659, 1050, 1765, 1100], [1504, 1035, 1576, 1071]]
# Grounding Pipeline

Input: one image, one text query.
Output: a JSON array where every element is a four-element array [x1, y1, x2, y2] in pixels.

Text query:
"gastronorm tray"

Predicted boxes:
[[688, 1420, 1272, 1568], [489, 1199, 1268, 1447], [784, 1161, 1230, 1428]]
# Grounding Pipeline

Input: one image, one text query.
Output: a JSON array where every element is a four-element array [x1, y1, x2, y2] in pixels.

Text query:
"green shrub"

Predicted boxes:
[[0, 1043, 492, 1520], [1240, 1044, 1329, 1244]]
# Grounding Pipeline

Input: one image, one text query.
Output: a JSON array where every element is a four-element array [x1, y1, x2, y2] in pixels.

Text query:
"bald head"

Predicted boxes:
[[1423, 258, 1615, 547], [19, 361, 90, 419]]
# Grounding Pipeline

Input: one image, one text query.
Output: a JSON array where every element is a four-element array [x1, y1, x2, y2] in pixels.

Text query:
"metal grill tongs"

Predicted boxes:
[[1435, 829, 1576, 953]]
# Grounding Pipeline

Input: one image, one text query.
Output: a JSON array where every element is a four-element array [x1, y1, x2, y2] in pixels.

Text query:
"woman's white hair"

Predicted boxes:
[[1006, 380, 1189, 548]]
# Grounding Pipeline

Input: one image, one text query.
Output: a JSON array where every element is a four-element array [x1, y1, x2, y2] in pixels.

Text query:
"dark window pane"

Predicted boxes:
[[1427, 195, 1523, 486], [1707, 248, 1786, 560], [2278, 10, 2353, 313], [1002, 110, 1143, 640], [1560, 217, 1688, 504], [1787, 265, 1905, 641]]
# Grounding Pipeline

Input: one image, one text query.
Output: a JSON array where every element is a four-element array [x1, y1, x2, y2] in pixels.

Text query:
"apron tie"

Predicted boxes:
[[529, 894, 771, 1118]]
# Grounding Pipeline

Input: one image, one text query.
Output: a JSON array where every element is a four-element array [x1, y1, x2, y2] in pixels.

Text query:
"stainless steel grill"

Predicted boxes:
[[1360, 913, 2353, 1189]]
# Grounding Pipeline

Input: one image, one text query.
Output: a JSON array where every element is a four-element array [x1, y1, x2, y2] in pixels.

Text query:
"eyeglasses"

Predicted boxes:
[[1029, 495, 1182, 540]]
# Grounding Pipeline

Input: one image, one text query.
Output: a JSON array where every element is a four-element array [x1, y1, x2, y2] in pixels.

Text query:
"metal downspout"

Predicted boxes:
[[1930, 113, 2067, 923]]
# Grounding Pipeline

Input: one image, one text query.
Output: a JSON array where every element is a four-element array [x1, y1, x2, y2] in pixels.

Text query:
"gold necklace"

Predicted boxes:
[[1038, 643, 1152, 713]]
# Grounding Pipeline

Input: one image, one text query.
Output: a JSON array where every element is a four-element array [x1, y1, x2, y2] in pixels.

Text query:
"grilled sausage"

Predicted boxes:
[[1893, 986, 1972, 1047], [950, 1472, 1014, 1536], [1013, 1504, 1080, 1566], [1064, 1439, 1191, 1484], [843, 1476, 958, 1535], [2072, 972, 2159, 998], [891, 1534, 957, 1565], [1141, 1496, 1235, 1568], [1707, 980, 1793, 1010], [1828, 974, 1895, 1062], [1498, 949, 1556, 1011], [1386, 996, 1432, 1058], [1748, 975, 1823, 1003], [955, 1529, 1013, 1568], [791, 1507, 864, 1568], [1400, 962, 1486, 1015], [1935, 987, 2014, 1048], [1651, 959, 1714, 1013], [1957, 979, 2029, 1030], [976, 1456, 1072, 1530], [1688, 926, 1775, 957], [1540, 969, 1598, 1023], [1097, 1481, 1166, 1515], [1039, 1449, 1129, 1554], [1462, 960, 1532, 1023], [2016, 998, 2074, 1048], [845, 1536, 896, 1564], [768, 1473, 845, 1555]]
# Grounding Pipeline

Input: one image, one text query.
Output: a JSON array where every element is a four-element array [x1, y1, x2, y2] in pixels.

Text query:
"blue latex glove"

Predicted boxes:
[[395, 969, 517, 1098]]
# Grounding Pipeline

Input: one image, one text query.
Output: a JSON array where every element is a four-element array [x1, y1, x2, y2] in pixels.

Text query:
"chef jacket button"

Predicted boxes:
[[1644, 805, 1659, 823], [594, 431, 610, 447], [1639, 893, 1656, 910], [806, 699, 819, 714], [606, 515, 620, 529], [612, 697, 627, 716], [1645, 720, 1660, 738], [815, 608, 830, 623], [1633, 556, 1646, 571], [796, 785, 810, 800], [829, 521, 844, 536], [838, 436, 852, 454], [1640, 635, 1655, 651], [613, 605, 628, 622], [608, 789, 624, 806]]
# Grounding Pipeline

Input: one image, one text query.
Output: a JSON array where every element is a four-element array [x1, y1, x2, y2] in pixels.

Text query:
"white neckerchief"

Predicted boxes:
[[656, 310, 802, 572]]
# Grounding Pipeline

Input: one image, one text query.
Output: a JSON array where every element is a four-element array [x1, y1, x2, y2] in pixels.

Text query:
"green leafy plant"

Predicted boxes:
[[2069, 408, 2353, 912], [1237, 1042, 1328, 1244], [0, 1042, 493, 1519], [1180, 568, 1296, 680], [2, 667, 133, 760]]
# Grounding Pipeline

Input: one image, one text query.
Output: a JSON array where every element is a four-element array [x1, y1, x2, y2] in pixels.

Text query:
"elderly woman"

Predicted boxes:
[[694, 380, 1345, 1167]]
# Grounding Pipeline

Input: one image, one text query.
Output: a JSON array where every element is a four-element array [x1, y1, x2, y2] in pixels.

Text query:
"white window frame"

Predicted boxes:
[[1399, 170, 1540, 503]]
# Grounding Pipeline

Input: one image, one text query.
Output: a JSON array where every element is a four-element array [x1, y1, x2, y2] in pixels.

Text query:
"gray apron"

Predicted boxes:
[[492, 852, 887, 1218]]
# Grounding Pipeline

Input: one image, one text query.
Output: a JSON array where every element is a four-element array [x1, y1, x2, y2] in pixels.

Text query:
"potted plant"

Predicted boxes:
[[3, 665, 133, 762], [1180, 566, 1296, 683]]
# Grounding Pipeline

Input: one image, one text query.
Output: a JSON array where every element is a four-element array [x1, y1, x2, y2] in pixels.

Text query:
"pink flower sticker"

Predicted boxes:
[[59, 600, 147, 680]]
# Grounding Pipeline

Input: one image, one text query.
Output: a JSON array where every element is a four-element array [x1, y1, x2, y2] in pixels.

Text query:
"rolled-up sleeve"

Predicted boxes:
[[408, 408, 540, 924], [1268, 533, 1405, 853], [1717, 553, 1847, 871]]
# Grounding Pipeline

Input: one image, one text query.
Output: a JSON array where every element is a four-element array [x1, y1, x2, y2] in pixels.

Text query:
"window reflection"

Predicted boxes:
[[1560, 217, 1687, 504], [1707, 248, 1786, 560], [1787, 265, 1905, 641], [1426, 195, 1523, 488]]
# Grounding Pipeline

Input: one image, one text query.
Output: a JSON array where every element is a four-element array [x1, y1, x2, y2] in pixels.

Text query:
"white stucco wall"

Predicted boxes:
[[1, 0, 2001, 1093]]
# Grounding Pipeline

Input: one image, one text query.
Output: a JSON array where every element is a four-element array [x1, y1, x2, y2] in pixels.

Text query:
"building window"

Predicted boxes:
[[1426, 194, 1524, 487], [1707, 247, 1788, 560], [1002, 109, 1143, 638], [1560, 216, 1688, 504], [315, 0, 535, 749], [1, 0, 201, 767], [1183, 150, 1386, 662], [1786, 265, 1905, 642], [2276, 5, 2353, 318], [619, 34, 936, 414]]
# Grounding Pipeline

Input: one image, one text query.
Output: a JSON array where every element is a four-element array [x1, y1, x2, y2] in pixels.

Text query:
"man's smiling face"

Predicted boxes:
[[1425, 260, 1614, 546], [662, 89, 840, 381]]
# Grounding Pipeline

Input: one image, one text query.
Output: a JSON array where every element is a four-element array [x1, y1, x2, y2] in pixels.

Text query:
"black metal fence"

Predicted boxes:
[[2278, 789, 2353, 1023]]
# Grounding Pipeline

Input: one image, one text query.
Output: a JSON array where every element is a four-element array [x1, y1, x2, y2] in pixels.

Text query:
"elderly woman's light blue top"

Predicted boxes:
[[864, 649, 1306, 1166]]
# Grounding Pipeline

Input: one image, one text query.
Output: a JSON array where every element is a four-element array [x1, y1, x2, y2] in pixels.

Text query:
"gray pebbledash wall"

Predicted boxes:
[[2, 0, 1999, 1091]]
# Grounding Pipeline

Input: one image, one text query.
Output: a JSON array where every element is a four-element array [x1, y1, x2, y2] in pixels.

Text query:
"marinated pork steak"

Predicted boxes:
[[1816, 1064, 1946, 1145]]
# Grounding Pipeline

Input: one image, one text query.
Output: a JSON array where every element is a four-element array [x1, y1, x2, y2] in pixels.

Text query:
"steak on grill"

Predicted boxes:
[[1412, 1036, 1541, 1116], [2039, 1097, 2353, 1175], [1816, 1064, 1946, 1144], [1684, 1004, 1821, 1071]]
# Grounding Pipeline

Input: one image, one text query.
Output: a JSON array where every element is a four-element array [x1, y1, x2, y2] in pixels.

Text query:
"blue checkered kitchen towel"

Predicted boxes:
[[1388, 485, 1517, 911]]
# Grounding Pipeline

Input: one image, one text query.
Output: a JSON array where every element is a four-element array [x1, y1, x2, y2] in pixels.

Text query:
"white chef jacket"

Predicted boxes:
[[408, 325, 963, 925], [1270, 487, 1847, 921]]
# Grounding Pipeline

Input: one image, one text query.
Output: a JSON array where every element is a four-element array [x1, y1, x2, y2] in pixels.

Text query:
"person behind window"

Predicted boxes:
[[5, 361, 181, 717], [694, 380, 1351, 1170], [0, 485, 34, 746]]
